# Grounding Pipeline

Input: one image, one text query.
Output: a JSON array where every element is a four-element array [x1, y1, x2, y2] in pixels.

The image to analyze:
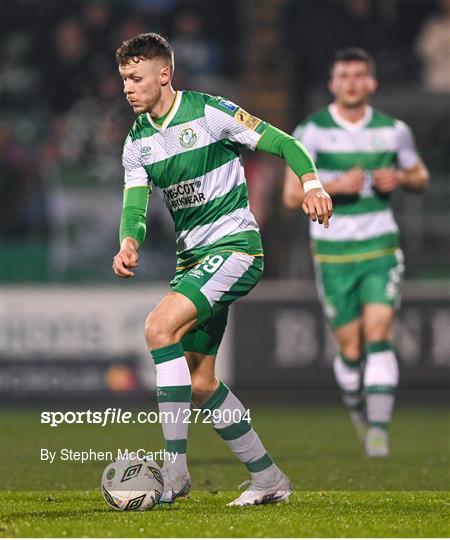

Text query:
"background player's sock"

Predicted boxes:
[[333, 353, 365, 411], [363, 341, 399, 431], [201, 380, 282, 485], [151, 343, 191, 473], [333, 353, 367, 442]]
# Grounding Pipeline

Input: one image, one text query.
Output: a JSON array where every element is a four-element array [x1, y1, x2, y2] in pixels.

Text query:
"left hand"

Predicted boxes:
[[372, 168, 400, 193], [302, 188, 333, 228]]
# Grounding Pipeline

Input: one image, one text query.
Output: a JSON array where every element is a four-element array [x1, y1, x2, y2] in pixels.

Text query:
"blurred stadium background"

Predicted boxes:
[[1, 0, 449, 404]]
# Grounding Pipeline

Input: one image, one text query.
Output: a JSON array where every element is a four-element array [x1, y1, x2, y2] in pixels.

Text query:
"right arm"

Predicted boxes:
[[113, 186, 150, 278], [112, 134, 151, 279]]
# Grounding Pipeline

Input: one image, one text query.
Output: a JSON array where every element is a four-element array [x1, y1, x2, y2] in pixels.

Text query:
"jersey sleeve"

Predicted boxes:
[[119, 131, 151, 245], [291, 121, 317, 160], [122, 134, 150, 189], [395, 120, 420, 169], [204, 96, 269, 150]]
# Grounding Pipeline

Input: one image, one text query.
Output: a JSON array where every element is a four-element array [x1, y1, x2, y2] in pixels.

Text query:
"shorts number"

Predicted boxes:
[[201, 255, 224, 274]]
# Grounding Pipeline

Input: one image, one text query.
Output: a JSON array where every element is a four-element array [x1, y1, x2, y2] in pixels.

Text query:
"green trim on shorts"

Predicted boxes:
[[367, 340, 393, 354], [175, 280, 213, 323]]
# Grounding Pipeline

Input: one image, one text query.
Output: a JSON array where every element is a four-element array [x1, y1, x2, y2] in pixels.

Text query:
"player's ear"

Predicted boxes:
[[160, 65, 171, 86], [328, 79, 336, 96], [368, 76, 377, 94]]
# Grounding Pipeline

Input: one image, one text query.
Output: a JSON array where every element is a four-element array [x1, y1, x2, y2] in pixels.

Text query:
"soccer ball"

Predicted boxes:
[[101, 458, 164, 511]]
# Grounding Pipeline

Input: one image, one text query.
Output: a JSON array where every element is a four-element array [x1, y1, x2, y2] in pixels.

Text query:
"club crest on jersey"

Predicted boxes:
[[371, 134, 386, 150], [179, 127, 197, 149]]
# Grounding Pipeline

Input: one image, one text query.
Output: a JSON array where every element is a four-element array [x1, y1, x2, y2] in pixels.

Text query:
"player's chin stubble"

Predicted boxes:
[[341, 97, 366, 109]]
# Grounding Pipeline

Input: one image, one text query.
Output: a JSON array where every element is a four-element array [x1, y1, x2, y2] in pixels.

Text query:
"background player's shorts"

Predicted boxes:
[[314, 249, 404, 329], [170, 251, 264, 355]]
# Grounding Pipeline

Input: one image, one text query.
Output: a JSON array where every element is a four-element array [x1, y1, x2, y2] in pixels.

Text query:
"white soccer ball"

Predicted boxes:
[[101, 458, 164, 511]]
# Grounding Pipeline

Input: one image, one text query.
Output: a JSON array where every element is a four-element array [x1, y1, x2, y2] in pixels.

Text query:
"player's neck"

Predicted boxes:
[[149, 86, 177, 120], [333, 102, 368, 124]]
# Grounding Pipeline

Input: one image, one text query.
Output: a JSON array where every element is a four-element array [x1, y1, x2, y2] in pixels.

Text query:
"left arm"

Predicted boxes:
[[283, 165, 305, 209], [204, 99, 332, 227], [373, 120, 429, 193], [373, 161, 429, 193], [257, 125, 332, 227]]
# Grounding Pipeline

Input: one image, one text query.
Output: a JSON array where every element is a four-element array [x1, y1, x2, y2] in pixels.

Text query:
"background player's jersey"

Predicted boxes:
[[122, 91, 268, 267], [293, 105, 419, 263]]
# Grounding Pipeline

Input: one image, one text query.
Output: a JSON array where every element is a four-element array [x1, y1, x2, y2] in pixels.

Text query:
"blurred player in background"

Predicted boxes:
[[112, 33, 332, 505], [283, 48, 429, 457]]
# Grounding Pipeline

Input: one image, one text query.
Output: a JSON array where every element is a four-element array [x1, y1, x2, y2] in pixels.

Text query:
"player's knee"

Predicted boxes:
[[144, 311, 174, 349], [190, 370, 215, 393], [363, 306, 395, 342], [339, 339, 362, 361], [364, 318, 392, 342]]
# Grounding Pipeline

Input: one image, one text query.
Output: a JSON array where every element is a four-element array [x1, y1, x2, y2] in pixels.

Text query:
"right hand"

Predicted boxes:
[[112, 237, 140, 278], [332, 167, 364, 194]]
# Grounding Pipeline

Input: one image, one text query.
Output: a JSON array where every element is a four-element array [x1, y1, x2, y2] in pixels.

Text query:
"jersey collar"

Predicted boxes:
[[147, 90, 183, 131], [329, 104, 373, 132]]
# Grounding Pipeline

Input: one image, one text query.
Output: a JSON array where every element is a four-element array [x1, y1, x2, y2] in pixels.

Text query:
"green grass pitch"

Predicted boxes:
[[1, 403, 449, 537]]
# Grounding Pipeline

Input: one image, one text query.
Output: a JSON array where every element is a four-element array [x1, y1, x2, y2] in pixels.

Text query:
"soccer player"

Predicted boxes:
[[283, 48, 429, 457], [112, 33, 332, 505]]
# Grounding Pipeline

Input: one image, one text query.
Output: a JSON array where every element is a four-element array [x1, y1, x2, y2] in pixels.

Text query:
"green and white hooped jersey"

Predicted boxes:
[[122, 91, 268, 267], [293, 105, 419, 263]]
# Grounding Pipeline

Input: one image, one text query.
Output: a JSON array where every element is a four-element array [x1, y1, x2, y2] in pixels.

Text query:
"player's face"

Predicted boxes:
[[119, 58, 169, 114], [329, 61, 377, 108]]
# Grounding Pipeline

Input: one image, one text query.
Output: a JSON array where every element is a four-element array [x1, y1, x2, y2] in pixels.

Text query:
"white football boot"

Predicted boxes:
[[365, 426, 389, 457], [227, 470, 292, 506], [159, 467, 192, 503]]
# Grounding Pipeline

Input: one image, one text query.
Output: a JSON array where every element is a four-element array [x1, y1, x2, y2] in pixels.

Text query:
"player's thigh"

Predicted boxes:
[[145, 291, 198, 346], [359, 250, 404, 309], [334, 318, 363, 360], [359, 251, 404, 341], [314, 259, 361, 329], [172, 251, 263, 325]]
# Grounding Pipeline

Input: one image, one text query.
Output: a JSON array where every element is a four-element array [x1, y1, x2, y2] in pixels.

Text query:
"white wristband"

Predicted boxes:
[[302, 179, 323, 193]]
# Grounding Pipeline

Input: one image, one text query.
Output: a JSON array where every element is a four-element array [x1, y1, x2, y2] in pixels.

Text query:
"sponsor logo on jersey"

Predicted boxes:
[[162, 180, 206, 211], [190, 269, 204, 278], [234, 108, 261, 131], [141, 146, 152, 157], [179, 127, 197, 148], [218, 99, 238, 112]]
